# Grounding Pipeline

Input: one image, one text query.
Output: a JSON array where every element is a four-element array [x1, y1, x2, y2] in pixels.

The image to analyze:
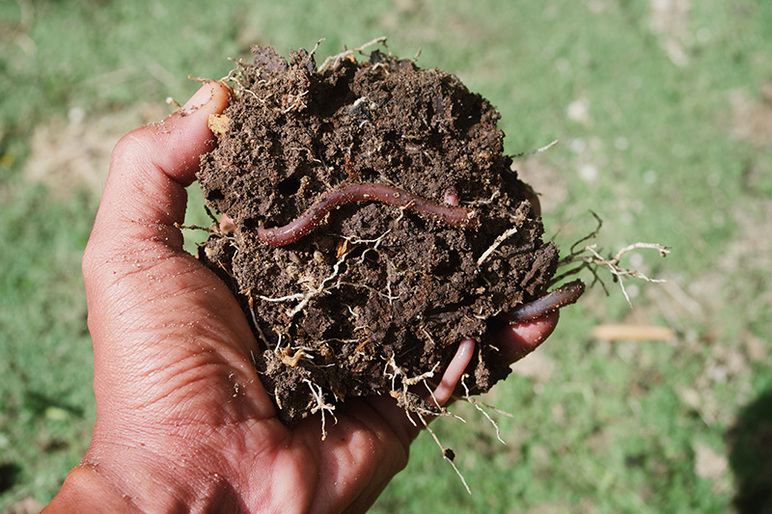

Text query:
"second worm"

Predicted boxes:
[[502, 280, 586, 323]]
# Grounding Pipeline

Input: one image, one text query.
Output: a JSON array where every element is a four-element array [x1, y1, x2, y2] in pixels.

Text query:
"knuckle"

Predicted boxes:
[[111, 128, 154, 165]]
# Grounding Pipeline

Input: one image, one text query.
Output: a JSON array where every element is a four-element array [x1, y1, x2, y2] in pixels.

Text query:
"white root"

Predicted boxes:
[[417, 412, 472, 495], [304, 379, 337, 441], [477, 225, 519, 267], [460, 374, 512, 445], [582, 242, 670, 306]]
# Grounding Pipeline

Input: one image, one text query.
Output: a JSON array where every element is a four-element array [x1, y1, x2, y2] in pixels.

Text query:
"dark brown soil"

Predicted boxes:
[[197, 45, 558, 426]]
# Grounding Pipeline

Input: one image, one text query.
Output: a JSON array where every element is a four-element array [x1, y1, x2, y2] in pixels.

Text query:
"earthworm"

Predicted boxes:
[[257, 182, 479, 246], [502, 279, 585, 324]]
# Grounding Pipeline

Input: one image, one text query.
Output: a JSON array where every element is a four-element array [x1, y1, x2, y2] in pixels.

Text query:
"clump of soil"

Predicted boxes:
[[197, 44, 558, 426]]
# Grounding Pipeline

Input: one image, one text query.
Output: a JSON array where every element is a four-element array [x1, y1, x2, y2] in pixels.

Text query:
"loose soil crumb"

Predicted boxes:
[[197, 44, 558, 426]]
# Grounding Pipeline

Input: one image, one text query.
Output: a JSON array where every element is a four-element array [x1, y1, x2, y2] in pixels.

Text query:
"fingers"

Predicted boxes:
[[496, 311, 559, 363], [430, 314, 559, 407], [379, 312, 559, 443], [431, 339, 476, 405]]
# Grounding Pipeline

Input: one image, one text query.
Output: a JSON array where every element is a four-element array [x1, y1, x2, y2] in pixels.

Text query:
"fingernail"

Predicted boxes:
[[181, 83, 214, 113]]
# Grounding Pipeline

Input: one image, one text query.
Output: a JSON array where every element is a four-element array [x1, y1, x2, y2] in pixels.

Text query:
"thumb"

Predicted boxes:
[[82, 80, 237, 363], [88, 81, 231, 254], [81, 81, 265, 415]]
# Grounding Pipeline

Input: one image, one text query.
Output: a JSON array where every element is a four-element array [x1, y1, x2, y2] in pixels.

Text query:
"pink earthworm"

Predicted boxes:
[[502, 279, 585, 324], [257, 182, 479, 246]]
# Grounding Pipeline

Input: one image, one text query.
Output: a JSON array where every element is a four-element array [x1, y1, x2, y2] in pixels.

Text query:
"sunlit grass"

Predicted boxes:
[[1, 0, 770, 510]]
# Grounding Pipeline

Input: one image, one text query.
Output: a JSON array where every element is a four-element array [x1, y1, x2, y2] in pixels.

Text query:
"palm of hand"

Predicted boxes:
[[86, 211, 412, 512]]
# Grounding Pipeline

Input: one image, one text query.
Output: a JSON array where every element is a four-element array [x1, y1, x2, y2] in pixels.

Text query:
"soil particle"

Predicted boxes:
[[197, 45, 558, 426]]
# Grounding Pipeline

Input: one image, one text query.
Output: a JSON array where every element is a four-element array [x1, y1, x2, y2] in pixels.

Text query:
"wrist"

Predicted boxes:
[[44, 443, 243, 513], [44, 464, 138, 513]]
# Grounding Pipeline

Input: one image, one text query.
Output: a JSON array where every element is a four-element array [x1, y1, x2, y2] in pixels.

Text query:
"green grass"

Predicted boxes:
[[2, 0, 770, 510], [0, 179, 95, 505]]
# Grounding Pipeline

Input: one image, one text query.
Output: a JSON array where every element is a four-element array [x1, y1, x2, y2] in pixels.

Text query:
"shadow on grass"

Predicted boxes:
[[22, 391, 85, 420], [727, 388, 772, 513], [0, 463, 22, 494]]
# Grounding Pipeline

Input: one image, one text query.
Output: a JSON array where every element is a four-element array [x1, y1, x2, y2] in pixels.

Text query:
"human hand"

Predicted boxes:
[[44, 82, 559, 513]]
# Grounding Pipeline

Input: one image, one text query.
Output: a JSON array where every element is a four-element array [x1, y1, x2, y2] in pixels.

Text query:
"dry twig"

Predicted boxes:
[[318, 36, 389, 73]]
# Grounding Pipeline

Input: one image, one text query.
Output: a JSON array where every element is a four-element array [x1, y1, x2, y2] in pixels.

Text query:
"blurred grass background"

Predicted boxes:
[[1, 0, 771, 511]]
